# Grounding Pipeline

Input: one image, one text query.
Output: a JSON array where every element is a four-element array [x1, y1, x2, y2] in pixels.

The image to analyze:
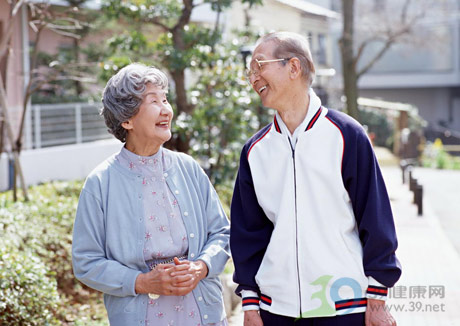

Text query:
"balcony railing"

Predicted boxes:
[[24, 102, 111, 149]]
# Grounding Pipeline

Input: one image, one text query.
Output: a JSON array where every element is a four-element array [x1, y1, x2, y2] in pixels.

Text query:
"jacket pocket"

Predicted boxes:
[[199, 277, 223, 305], [104, 293, 137, 315]]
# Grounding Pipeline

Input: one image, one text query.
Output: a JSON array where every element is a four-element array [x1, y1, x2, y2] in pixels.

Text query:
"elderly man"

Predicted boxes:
[[230, 32, 401, 326]]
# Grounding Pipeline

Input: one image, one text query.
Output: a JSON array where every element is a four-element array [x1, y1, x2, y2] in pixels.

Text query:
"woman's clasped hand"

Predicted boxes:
[[135, 257, 208, 296]]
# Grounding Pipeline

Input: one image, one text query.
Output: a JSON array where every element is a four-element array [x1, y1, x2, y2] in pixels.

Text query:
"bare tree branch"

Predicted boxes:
[[0, 2, 22, 60], [401, 0, 411, 24], [357, 26, 409, 78], [144, 18, 170, 32], [11, 0, 26, 16], [173, 0, 194, 32], [356, 4, 425, 78], [47, 27, 82, 38], [354, 36, 385, 65]]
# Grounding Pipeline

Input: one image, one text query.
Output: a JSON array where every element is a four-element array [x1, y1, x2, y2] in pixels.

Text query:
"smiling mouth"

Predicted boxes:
[[258, 85, 267, 94], [156, 121, 169, 127]]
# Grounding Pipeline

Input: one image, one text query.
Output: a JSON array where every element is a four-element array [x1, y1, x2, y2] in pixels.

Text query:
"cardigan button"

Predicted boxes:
[[184, 211, 189, 217], [175, 190, 179, 195], [163, 172, 168, 178], [204, 315, 208, 319], [190, 253, 195, 258], [190, 233, 195, 238]]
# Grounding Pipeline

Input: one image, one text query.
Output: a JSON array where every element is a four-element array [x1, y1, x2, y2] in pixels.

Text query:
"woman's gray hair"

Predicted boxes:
[[256, 32, 316, 86], [101, 63, 169, 142]]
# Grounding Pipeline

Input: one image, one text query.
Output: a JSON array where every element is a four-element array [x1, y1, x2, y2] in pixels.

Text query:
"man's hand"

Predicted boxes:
[[366, 299, 397, 326], [244, 310, 263, 326]]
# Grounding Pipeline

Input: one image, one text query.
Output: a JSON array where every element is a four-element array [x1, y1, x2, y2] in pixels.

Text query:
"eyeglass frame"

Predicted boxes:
[[245, 58, 292, 80]]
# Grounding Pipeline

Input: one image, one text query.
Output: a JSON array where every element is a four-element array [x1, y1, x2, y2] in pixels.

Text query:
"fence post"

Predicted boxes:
[[24, 107, 33, 150], [75, 104, 82, 144], [415, 184, 423, 216], [34, 105, 41, 149]]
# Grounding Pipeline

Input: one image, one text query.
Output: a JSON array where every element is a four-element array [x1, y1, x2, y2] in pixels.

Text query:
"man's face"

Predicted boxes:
[[249, 41, 290, 110]]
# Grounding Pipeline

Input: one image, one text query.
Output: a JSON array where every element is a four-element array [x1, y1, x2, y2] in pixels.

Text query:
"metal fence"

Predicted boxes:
[[24, 102, 111, 149]]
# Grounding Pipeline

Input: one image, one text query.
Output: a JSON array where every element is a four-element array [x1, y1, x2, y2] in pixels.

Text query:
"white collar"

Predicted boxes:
[[275, 88, 322, 148]]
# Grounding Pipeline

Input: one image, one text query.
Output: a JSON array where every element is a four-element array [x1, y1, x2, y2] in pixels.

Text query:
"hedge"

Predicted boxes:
[[0, 181, 108, 325]]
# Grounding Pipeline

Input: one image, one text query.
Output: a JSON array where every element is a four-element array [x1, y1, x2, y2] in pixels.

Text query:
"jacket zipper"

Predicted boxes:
[[289, 137, 302, 316]]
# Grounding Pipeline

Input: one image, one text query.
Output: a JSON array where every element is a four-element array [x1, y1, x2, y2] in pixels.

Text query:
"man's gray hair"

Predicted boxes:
[[101, 63, 169, 142], [257, 32, 316, 86]]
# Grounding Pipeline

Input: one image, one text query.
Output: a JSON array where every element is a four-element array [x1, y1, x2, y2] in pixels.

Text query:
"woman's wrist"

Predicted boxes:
[[196, 260, 209, 280], [135, 273, 147, 294]]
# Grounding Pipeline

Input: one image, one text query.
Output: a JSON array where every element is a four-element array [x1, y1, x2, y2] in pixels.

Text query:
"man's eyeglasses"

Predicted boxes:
[[245, 58, 291, 80]]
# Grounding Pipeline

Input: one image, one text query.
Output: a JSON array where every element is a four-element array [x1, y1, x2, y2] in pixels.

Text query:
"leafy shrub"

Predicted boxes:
[[0, 244, 60, 326], [358, 107, 394, 149], [0, 181, 108, 325], [422, 138, 460, 170], [0, 245, 60, 326]]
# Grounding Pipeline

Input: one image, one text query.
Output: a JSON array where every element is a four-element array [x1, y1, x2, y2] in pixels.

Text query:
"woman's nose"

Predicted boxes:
[[161, 103, 173, 116]]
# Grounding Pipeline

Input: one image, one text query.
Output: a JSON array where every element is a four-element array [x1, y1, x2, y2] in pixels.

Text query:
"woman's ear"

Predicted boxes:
[[121, 120, 133, 131]]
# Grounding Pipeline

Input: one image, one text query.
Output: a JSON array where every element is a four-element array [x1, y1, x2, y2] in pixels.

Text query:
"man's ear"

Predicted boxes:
[[289, 58, 302, 79], [121, 120, 133, 130]]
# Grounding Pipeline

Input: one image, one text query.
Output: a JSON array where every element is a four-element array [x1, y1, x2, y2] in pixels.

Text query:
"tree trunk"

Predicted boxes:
[[339, 0, 359, 120], [0, 77, 29, 201], [73, 37, 83, 96]]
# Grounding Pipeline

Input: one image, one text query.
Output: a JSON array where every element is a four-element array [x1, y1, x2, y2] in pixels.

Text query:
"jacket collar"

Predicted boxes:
[[273, 88, 323, 135]]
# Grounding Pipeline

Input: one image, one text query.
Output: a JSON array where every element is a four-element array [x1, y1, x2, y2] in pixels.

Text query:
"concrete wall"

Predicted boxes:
[[0, 139, 123, 192]]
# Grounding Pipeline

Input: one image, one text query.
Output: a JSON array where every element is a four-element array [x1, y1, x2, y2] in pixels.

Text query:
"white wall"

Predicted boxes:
[[0, 139, 123, 192]]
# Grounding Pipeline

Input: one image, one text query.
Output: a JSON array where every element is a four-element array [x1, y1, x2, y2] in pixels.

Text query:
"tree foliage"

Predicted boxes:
[[100, 0, 262, 153], [98, 1, 269, 188]]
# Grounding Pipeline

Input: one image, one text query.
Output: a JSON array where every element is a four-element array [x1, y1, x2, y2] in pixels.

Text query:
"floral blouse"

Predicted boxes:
[[116, 146, 227, 326]]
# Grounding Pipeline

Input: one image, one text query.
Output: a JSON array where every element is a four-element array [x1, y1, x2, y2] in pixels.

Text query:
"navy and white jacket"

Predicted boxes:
[[230, 90, 401, 318]]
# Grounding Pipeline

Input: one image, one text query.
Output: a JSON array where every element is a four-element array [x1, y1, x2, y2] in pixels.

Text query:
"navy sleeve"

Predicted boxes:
[[332, 111, 402, 288], [230, 143, 274, 295]]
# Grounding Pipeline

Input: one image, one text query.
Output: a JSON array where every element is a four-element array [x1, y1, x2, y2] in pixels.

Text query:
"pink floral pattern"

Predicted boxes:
[[116, 147, 226, 326]]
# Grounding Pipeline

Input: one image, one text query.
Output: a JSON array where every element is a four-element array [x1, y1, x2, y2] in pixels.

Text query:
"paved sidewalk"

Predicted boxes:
[[381, 165, 460, 326], [228, 150, 460, 325]]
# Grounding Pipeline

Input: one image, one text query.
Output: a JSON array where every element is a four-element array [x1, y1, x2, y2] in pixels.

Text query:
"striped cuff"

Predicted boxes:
[[241, 290, 260, 311], [366, 277, 388, 301]]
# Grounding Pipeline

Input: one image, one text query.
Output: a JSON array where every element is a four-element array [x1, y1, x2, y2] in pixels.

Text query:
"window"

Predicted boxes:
[[317, 34, 327, 65]]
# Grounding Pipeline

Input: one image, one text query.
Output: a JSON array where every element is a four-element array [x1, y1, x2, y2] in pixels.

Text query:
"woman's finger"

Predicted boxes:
[[170, 264, 191, 276], [171, 274, 193, 284]]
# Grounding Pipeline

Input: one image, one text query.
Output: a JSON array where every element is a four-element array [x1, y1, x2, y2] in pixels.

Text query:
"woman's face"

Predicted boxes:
[[124, 83, 173, 148]]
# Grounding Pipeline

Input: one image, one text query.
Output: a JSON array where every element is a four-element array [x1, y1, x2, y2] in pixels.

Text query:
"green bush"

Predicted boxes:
[[422, 139, 460, 170], [358, 107, 394, 149], [0, 245, 60, 326], [0, 181, 108, 325]]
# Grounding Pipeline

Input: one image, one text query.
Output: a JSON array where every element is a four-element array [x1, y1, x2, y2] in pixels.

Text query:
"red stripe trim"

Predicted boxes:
[[306, 107, 322, 131], [247, 127, 271, 160], [274, 116, 281, 133], [335, 299, 367, 309], [260, 295, 272, 304], [325, 116, 345, 172], [368, 288, 388, 294], [242, 299, 260, 304]]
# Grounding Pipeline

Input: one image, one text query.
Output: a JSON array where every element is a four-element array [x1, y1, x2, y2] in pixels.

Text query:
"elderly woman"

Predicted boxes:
[[72, 63, 230, 326]]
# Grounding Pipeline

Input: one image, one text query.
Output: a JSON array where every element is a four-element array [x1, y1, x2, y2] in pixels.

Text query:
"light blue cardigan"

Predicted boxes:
[[72, 148, 230, 326]]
